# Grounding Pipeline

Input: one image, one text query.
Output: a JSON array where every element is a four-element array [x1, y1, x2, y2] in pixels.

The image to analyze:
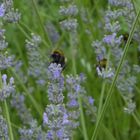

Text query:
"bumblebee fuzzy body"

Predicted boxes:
[[96, 58, 107, 71], [123, 33, 129, 42], [50, 49, 66, 69], [122, 33, 134, 44]]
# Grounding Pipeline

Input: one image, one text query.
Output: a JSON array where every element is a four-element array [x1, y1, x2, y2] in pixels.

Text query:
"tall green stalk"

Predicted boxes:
[[78, 96, 89, 140], [0, 72, 14, 140], [31, 0, 51, 46], [91, 8, 140, 140], [69, 33, 88, 140], [10, 68, 43, 117], [3, 101, 14, 140], [97, 81, 106, 118], [97, 49, 111, 118]]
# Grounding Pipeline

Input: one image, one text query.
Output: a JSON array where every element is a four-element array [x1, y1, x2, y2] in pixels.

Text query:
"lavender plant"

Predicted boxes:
[[66, 74, 96, 125], [58, 0, 79, 51], [91, 0, 140, 139], [0, 0, 140, 139], [19, 120, 46, 140], [46, 22, 60, 45], [0, 1, 20, 140], [11, 93, 33, 124], [0, 74, 15, 101], [26, 33, 47, 85], [2, 0, 20, 23], [43, 63, 96, 139], [0, 3, 5, 17], [43, 63, 72, 139], [0, 1, 16, 100], [92, 0, 140, 114], [0, 1, 18, 101], [0, 23, 14, 70], [0, 109, 9, 140], [59, 1, 78, 32]]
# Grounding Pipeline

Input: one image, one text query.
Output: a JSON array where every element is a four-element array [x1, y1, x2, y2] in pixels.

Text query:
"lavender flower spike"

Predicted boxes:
[[44, 63, 71, 139], [0, 113, 9, 140], [0, 74, 15, 101], [0, 3, 5, 17]]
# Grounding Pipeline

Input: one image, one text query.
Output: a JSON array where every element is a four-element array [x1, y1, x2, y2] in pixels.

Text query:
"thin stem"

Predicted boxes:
[[10, 68, 43, 117], [101, 124, 116, 140], [119, 90, 140, 127], [17, 23, 31, 40], [31, 0, 51, 46], [97, 47, 111, 119], [0, 72, 14, 140], [91, 8, 140, 140], [70, 33, 77, 75], [19, 22, 49, 48], [84, 100, 116, 139], [97, 81, 106, 118], [78, 96, 89, 140], [131, 0, 139, 18], [132, 113, 140, 126], [4, 101, 14, 140], [69, 32, 88, 139]]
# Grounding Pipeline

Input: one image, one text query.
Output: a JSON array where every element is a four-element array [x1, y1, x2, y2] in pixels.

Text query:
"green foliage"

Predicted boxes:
[[1, 0, 140, 139]]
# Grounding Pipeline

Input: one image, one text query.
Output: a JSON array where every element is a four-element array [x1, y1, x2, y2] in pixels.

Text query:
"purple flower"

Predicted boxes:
[[91, 40, 106, 61], [96, 66, 114, 78], [0, 3, 5, 17], [2, 2, 21, 23], [46, 131, 53, 139], [59, 0, 78, 32], [103, 33, 123, 46], [74, 84, 81, 93], [47, 63, 62, 81], [44, 63, 72, 139], [59, 4, 78, 16], [0, 29, 5, 38], [103, 34, 116, 44], [67, 99, 79, 108], [60, 18, 78, 31], [44, 104, 71, 139], [43, 112, 48, 125], [88, 96, 94, 105], [19, 120, 46, 140], [11, 93, 33, 124], [0, 114, 9, 140], [62, 114, 69, 125], [0, 74, 15, 101], [56, 129, 64, 139], [53, 67, 61, 79]]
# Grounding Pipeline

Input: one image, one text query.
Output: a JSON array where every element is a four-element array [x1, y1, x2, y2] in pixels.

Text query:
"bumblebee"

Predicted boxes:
[[122, 33, 129, 42], [122, 33, 134, 44], [50, 49, 66, 70], [96, 58, 107, 72]]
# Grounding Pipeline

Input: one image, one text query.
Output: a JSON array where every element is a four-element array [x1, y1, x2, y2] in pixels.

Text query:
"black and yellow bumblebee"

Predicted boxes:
[[122, 33, 129, 42], [122, 33, 134, 44], [96, 58, 107, 72], [50, 49, 66, 70]]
